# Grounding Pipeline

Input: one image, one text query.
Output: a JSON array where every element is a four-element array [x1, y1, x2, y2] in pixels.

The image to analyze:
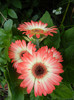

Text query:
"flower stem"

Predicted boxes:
[[60, 0, 70, 26], [0, 12, 7, 21], [36, 39, 40, 49], [23, 36, 30, 42], [0, 12, 7, 27]]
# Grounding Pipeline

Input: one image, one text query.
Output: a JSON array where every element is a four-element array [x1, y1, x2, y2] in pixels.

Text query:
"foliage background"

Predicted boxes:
[[0, 0, 74, 100]]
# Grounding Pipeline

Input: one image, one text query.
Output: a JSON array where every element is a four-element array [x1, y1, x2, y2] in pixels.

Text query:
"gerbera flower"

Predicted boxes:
[[48, 47, 63, 62], [37, 46, 63, 62], [17, 46, 64, 96], [8, 40, 36, 68], [17, 20, 58, 38]]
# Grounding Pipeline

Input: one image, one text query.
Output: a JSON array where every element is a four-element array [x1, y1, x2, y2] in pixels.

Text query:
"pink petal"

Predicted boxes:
[[36, 34, 40, 38]]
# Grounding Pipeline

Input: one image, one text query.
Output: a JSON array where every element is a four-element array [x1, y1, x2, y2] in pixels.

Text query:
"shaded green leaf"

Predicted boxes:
[[30, 90, 44, 100], [62, 68, 74, 83], [0, 28, 6, 36], [63, 45, 74, 70], [0, 47, 3, 52], [0, 58, 7, 64], [4, 47, 10, 61], [11, 0, 22, 9], [64, 45, 74, 63], [40, 11, 54, 27], [1, 78, 6, 88], [8, 9, 18, 19], [43, 30, 60, 49], [4, 19, 13, 31], [62, 27, 74, 48], [39, 11, 60, 49], [50, 83, 73, 99], [0, 66, 6, 72], [4, 64, 24, 100], [0, 28, 12, 43]]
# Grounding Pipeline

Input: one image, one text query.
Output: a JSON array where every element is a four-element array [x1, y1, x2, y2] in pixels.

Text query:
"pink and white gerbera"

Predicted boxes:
[[8, 40, 36, 68], [37, 46, 63, 62], [48, 47, 63, 62], [17, 46, 64, 97], [17, 20, 58, 38]]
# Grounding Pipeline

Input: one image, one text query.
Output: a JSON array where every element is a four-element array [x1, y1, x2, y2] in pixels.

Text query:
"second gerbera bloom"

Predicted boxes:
[[8, 40, 36, 68], [17, 20, 58, 38]]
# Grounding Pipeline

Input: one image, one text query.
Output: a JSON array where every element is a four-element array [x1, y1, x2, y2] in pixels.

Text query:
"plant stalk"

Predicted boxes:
[[0, 12, 7, 21], [60, 0, 70, 26], [36, 39, 40, 49]]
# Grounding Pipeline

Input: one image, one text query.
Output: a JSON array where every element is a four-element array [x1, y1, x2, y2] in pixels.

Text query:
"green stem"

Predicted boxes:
[[23, 36, 30, 42], [39, 36, 47, 42], [36, 39, 40, 49], [60, 0, 70, 26], [0, 11, 7, 27], [0, 12, 7, 21]]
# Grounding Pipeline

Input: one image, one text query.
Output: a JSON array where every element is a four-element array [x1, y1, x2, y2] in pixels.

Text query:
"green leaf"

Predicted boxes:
[[0, 66, 6, 72], [0, 28, 12, 43], [11, 0, 22, 9], [39, 11, 60, 49], [42, 30, 60, 49], [0, 28, 6, 43], [1, 78, 6, 88], [8, 9, 18, 19], [50, 83, 73, 99], [30, 90, 44, 100], [0, 58, 7, 64], [64, 45, 74, 63], [0, 28, 6, 36], [62, 68, 74, 83], [62, 27, 74, 48], [4, 47, 10, 61], [4, 19, 13, 31], [63, 45, 74, 70], [40, 11, 54, 27], [4, 65, 24, 100], [0, 47, 3, 52]]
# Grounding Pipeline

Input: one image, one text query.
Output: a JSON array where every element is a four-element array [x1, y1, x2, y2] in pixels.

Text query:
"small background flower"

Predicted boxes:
[[52, 7, 62, 15]]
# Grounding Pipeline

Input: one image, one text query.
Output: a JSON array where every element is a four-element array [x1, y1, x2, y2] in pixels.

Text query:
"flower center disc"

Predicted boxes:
[[20, 51, 27, 58], [31, 29, 43, 34], [32, 63, 47, 79]]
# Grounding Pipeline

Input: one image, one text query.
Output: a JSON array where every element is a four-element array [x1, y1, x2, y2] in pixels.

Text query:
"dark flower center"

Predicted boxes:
[[20, 51, 27, 58], [35, 66, 44, 76], [32, 63, 47, 79], [21, 52, 25, 57]]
